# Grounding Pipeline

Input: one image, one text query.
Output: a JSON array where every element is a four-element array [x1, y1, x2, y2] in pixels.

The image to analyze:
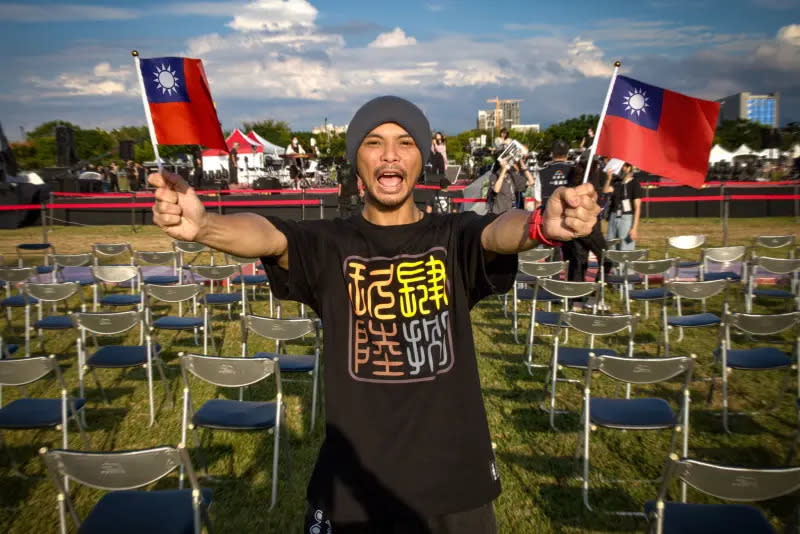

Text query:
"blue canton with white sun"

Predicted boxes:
[[607, 75, 664, 131], [140, 57, 190, 104]]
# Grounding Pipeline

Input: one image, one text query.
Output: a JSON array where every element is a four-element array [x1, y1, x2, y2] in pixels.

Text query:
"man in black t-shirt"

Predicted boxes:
[[535, 139, 574, 209], [426, 178, 457, 214], [603, 161, 643, 250], [149, 96, 601, 532]]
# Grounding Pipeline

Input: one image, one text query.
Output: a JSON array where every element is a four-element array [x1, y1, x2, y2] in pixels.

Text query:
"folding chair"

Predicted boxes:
[[16, 243, 55, 275], [709, 311, 799, 434], [23, 281, 84, 357], [189, 264, 246, 355], [662, 280, 727, 356], [50, 252, 94, 286], [600, 249, 649, 311], [510, 254, 560, 343], [180, 352, 284, 509], [746, 256, 800, 313], [174, 241, 213, 283], [135, 251, 181, 285], [143, 283, 209, 352], [0, 266, 36, 328], [226, 254, 272, 313], [245, 314, 321, 431], [645, 454, 800, 534], [517, 261, 566, 371], [751, 234, 796, 259], [40, 445, 212, 534], [90, 265, 141, 312], [0, 355, 87, 475], [699, 246, 746, 283], [73, 310, 171, 427], [625, 258, 678, 318], [91, 242, 134, 266], [665, 235, 705, 269], [580, 354, 694, 514], [545, 312, 635, 430]]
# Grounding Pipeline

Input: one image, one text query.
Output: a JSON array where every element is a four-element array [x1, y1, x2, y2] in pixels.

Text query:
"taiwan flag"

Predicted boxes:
[[595, 75, 719, 188], [138, 56, 227, 151]]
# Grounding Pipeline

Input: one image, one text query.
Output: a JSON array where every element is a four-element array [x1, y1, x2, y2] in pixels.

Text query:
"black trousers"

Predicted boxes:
[[562, 223, 612, 283], [305, 502, 497, 534]]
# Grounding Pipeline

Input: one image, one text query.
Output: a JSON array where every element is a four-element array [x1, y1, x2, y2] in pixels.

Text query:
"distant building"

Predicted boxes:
[[500, 100, 520, 130], [511, 124, 540, 133], [477, 100, 522, 131], [477, 109, 502, 131], [717, 92, 780, 128]]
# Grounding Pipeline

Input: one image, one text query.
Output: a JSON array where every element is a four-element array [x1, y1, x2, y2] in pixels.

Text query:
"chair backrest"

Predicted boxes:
[[91, 265, 138, 284], [244, 315, 316, 341], [753, 235, 795, 251], [50, 253, 93, 268], [134, 251, 176, 266], [725, 311, 799, 336], [519, 260, 566, 279], [658, 454, 800, 503], [563, 312, 636, 336], [189, 264, 240, 282], [666, 235, 706, 251], [629, 258, 678, 277], [24, 281, 81, 303], [92, 243, 133, 259], [604, 249, 649, 265], [665, 279, 727, 300], [752, 256, 800, 275], [143, 283, 203, 303], [0, 355, 57, 386], [180, 352, 277, 388], [519, 248, 553, 263], [173, 241, 207, 254], [0, 266, 36, 284], [72, 311, 142, 336], [538, 278, 599, 299], [589, 354, 694, 385], [702, 246, 746, 264], [225, 254, 261, 266]]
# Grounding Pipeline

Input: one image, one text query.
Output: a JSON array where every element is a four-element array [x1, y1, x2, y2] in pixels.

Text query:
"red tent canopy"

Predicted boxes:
[[202, 129, 262, 156]]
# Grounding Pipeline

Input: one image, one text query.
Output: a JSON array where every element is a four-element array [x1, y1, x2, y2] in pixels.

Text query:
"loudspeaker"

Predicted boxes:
[[761, 129, 782, 150], [55, 125, 76, 167], [119, 140, 135, 161]]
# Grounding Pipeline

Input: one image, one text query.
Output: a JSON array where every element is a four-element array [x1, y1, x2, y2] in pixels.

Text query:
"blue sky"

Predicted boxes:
[[1, 0, 798, 142]]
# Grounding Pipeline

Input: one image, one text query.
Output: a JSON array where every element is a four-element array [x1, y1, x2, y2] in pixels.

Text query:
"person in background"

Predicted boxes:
[[285, 135, 306, 189], [493, 128, 511, 152], [488, 149, 534, 215], [430, 131, 448, 176], [136, 162, 147, 190], [125, 160, 137, 191], [336, 163, 360, 218], [426, 177, 457, 214], [193, 155, 204, 188], [603, 161, 642, 251], [534, 140, 574, 210], [109, 161, 120, 192], [228, 142, 239, 185]]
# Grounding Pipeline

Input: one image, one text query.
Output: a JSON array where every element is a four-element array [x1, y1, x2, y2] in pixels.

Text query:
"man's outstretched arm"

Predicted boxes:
[[481, 183, 600, 255], [149, 171, 290, 269]]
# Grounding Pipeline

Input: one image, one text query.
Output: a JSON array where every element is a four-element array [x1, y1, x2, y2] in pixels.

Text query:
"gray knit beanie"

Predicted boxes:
[[346, 96, 431, 168]]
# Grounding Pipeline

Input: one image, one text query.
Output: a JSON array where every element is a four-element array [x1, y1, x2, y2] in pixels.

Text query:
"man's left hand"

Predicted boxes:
[[541, 184, 601, 242]]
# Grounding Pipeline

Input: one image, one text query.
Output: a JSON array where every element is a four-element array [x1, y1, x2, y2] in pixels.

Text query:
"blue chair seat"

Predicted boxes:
[[88, 344, 161, 368], [753, 288, 793, 299], [679, 261, 700, 268], [517, 288, 559, 301], [629, 287, 669, 300], [153, 316, 203, 330], [725, 347, 792, 370], [557, 347, 618, 369], [515, 273, 537, 284], [667, 313, 720, 327], [62, 277, 94, 286], [231, 274, 268, 285], [703, 271, 741, 282], [1, 295, 37, 307], [143, 275, 180, 285], [533, 310, 564, 327], [35, 315, 73, 330], [0, 398, 86, 429], [17, 243, 52, 251], [589, 397, 676, 429], [193, 399, 277, 430], [253, 352, 316, 372], [101, 294, 141, 306], [201, 293, 242, 305], [3, 344, 18, 356], [35, 266, 54, 274], [80, 488, 213, 534], [643, 501, 774, 534], [606, 274, 643, 285]]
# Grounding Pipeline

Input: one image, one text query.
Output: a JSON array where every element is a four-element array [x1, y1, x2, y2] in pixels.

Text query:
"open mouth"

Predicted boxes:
[[376, 168, 405, 193]]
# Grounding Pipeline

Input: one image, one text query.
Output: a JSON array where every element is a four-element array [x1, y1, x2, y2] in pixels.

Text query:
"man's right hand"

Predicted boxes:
[[149, 170, 207, 242]]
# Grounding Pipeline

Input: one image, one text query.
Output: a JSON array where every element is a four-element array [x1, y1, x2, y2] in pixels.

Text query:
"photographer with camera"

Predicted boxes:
[[487, 141, 534, 214]]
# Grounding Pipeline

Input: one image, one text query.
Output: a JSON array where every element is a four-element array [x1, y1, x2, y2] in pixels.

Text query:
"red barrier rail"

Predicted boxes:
[[0, 199, 322, 211]]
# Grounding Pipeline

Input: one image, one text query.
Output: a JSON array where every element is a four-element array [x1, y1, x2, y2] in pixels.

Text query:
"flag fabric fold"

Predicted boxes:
[[138, 56, 227, 151], [595, 75, 720, 188]]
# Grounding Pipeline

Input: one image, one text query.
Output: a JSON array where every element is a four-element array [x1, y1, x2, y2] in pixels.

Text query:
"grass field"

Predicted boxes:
[[0, 217, 798, 533]]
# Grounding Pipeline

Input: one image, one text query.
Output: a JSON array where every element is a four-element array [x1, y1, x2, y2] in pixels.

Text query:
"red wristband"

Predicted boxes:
[[528, 207, 561, 247]]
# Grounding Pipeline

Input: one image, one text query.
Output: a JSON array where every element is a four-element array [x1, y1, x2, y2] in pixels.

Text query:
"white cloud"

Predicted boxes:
[[562, 37, 613, 77], [0, 3, 138, 22], [25, 62, 135, 97], [368, 28, 418, 48], [226, 0, 318, 32], [162, 2, 247, 16]]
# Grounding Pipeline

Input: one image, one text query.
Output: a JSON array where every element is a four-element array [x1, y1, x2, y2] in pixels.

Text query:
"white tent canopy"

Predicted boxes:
[[731, 144, 755, 158], [709, 144, 734, 164], [247, 131, 285, 157]]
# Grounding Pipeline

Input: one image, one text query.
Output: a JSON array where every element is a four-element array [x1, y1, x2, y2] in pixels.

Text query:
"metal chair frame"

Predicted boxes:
[[665, 235, 706, 269], [49, 253, 94, 285], [745, 256, 800, 313], [91, 242, 134, 266], [90, 265, 141, 315], [511, 257, 563, 345], [661, 279, 727, 356], [519, 261, 569, 372], [16, 243, 55, 270], [188, 264, 247, 355], [624, 258, 678, 318], [226, 254, 273, 314], [143, 283, 210, 353], [23, 281, 84, 357], [751, 234, 796, 260], [0, 267, 36, 354], [600, 249, 649, 311]]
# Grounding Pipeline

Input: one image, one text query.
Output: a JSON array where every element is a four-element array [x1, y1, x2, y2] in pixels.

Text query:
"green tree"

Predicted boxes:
[[713, 119, 765, 151], [241, 119, 292, 149]]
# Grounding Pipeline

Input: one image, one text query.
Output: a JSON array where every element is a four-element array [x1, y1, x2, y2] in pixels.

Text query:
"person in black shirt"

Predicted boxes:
[[149, 95, 601, 532], [337, 163, 360, 218], [426, 177, 457, 214], [228, 143, 239, 185], [535, 139, 574, 209], [603, 161, 643, 250], [193, 156, 204, 188]]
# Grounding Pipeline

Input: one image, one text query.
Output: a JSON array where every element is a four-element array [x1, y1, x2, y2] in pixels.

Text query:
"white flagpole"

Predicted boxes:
[[131, 50, 164, 174], [582, 60, 621, 184]]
